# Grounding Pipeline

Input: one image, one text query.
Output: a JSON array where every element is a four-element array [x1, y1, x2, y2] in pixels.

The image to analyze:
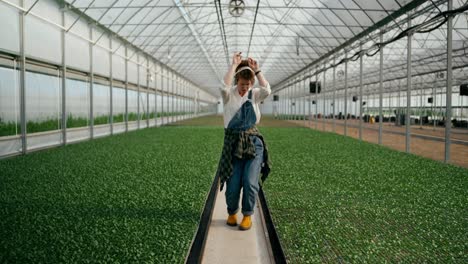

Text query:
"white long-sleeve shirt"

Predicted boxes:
[[220, 83, 271, 128]]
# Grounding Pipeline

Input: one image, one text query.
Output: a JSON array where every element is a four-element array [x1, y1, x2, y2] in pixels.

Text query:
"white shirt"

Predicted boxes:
[[220, 83, 271, 128]]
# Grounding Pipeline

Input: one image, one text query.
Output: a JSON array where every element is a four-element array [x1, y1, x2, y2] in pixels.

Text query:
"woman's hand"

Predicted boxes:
[[225, 52, 242, 87], [232, 52, 242, 67], [249, 57, 268, 88], [248, 57, 259, 71]]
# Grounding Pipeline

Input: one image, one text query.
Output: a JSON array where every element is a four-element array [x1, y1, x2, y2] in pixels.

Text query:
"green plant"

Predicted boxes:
[[93, 115, 109, 125], [26, 118, 61, 133], [66, 114, 88, 128], [112, 113, 125, 123], [0, 117, 20, 136], [261, 127, 468, 263], [127, 112, 138, 121], [0, 125, 223, 263]]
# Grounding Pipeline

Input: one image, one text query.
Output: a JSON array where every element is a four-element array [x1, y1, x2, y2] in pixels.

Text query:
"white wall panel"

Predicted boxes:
[[25, 0, 61, 63], [65, 12, 89, 71], [112, 53, 126, 81], [112, 39, 125, 81], [93, 46, 110, 77], [92, 28, 110, 77], [148, 60, 156, 89], [139, 55, 147, 86], [128, 60, 138, 84], [0, 0, 20, 53]]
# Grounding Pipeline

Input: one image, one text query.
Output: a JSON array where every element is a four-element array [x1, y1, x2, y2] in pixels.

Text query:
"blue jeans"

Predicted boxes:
[[225, 135, 264, 216]]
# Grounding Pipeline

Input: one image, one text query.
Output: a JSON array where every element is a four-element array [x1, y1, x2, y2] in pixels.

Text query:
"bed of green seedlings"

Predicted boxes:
[[262, 127, 468, 263], [0, 125, 223, 263], [167, 115, 468, 262], [2, 114, 466, 263]]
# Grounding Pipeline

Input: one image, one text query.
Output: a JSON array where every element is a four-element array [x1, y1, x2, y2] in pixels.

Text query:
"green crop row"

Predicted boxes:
[[0, 125, 223, 262], [158, 111, 193, 117], [0, 112, 196, 137], [277, 114, 310, 120], [261, 127, 468, 263]]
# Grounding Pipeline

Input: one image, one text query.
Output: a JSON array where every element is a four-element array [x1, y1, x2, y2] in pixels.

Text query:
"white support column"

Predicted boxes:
[[19, 0, 27, 154], [295, 78, 299, 120], [89, 25, 94, 139], [125, 46, 129, 132], [445, 0, 453, 163], [303, 74, 306, 124], [170, 71, 173, 123], [166, 69, 170, 124], [166, 69, 169, 122], [359, 48, 363, 140], [323, 67, 326, 131], [291, 83, 294, 121], [172, 71, 175, 123], [344, 52, 348, 136], [315, 71, 318, 129], [181, 80, 184, 119], [109, 36, 114, 135], [146, 57, 150, 128], [398, 79, 401, 127], [61, 5, 67, 145], [182, 80, 187, 116], [137, 54, 140, 130], [154, 64, 158, 126], [280, 89, 286, 120], [293, 79, 296, 120], [161, 67, 165, 124], [291, 81, 294, 120], [332, 61, 336, 133], [378, 32, 384, 145], [176, 76, 179, 121], [432, 75, 436, 131], [419, 77, 423, 129], [283, 87, 285, 119], [279, 89, 282, 120], [174, 75, 178, 121], [308, 75, 312, 127], [286, 84, 292, 120], [405, 15, 412, 153]]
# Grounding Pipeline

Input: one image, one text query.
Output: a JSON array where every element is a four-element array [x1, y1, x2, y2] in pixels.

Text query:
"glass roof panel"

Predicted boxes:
[[61, 0, 467, 97]]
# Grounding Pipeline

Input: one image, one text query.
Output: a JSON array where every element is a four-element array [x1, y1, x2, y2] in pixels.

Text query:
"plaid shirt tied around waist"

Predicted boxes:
[[216, 126, 271, 191]]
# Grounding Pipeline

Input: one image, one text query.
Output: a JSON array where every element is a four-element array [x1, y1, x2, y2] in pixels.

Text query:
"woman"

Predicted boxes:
[[216, 52, 271, 231]]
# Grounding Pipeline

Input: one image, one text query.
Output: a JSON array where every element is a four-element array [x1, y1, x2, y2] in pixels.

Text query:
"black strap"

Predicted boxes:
[[248, 89, 253, 100]]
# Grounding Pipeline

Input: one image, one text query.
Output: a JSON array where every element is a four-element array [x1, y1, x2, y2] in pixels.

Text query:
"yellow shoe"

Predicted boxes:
[[239, 215, 252, 230], [226, 214, 237, 226]]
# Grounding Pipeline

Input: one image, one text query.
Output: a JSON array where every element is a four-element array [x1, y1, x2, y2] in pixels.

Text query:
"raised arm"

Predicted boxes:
[[224, 52, 242, 86], [220, 52, 242, 103], [248, 57, 271, 101]]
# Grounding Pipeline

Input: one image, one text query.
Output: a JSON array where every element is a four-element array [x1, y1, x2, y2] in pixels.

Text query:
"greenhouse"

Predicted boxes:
[[0, 0, 467, 263]]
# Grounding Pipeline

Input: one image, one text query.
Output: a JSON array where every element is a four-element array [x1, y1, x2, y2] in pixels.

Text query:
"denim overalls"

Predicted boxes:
[[225, 90, 264, 216]]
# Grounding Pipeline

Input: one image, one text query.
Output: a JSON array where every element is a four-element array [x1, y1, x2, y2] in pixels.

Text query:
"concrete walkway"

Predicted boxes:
[[201, 188, 274, 264]]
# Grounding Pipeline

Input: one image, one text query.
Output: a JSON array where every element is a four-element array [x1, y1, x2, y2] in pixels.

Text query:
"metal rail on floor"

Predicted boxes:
[[185, 178, 287, 264], [258, 187, 287, 264], [185, 174, 220, 264]]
